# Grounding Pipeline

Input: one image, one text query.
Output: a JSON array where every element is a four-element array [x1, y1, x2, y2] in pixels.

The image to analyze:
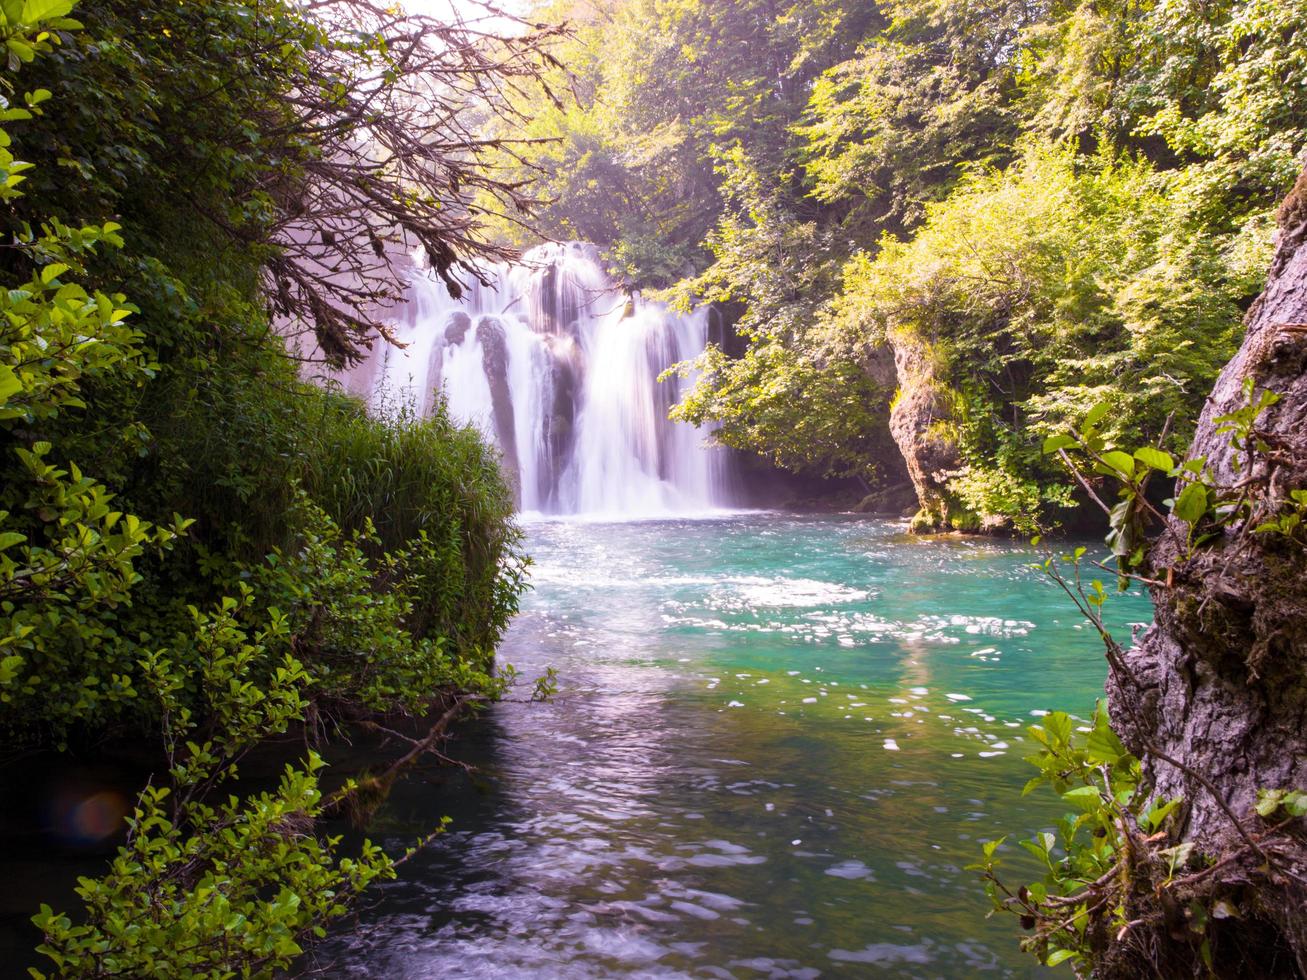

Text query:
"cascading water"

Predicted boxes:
[[359, 242, 732, 516]]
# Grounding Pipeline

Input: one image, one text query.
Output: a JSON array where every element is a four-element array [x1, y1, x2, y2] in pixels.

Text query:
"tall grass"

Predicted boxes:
[[111, 332, 526, 672], [298, 391, 526, 653]]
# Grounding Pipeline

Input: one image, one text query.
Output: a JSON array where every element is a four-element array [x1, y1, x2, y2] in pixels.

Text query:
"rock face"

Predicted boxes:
[[884, 326, 967, 531], [853, 481, 918, 515], [1107, 168, 1307, 973], [443, 311, 472, 346], [475, 316, 518, 491]]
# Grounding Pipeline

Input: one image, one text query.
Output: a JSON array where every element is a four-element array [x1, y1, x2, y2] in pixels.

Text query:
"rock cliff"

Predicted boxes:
[[1105, 168, 1307, 975]]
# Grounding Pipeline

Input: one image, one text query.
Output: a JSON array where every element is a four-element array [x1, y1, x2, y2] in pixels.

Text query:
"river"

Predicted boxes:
[[320, 513, 1151, 978]]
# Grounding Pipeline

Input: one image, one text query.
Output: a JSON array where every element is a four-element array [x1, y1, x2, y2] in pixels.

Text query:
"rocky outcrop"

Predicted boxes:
[[884, 326, 970, 532], [545, 336, 580, 498], [1105, 168, 1307, 975], [853, 481, 918, 516], [443, 311, 472, 346], [475, 316, 519, 500]]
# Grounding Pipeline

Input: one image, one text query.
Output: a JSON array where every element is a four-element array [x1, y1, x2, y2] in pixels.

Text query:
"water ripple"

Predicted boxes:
[[317, 515, 1151, 978]]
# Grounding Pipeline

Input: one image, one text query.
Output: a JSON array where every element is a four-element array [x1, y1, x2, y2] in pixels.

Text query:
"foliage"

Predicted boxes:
[[490, 0, 1304, 508], [0, 0, 190, 740], [972, 702, 1175, 971], [1129, 0, 1307, 224], [832, 143, 1248, 525], [667, 340, 893, 482], [796, 0, 1030, 229], [473, 0, 875, 288], [0, 0, 531, 745], [14, 0, 564, 364], [30, 590, 397, 979], [255, 493, 511, 716], [978, 396, 1307, 972], [294, 395, 527, 656], [1042, 378, 1291, 584], [0, 0, 537, 974]]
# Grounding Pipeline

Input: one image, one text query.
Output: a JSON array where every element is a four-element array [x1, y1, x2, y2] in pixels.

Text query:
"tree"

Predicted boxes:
[[15, 0, 566, 365], [0, 1, 536, 970], [836, 144, 1249, 529], [976, 167, 1307, 976]]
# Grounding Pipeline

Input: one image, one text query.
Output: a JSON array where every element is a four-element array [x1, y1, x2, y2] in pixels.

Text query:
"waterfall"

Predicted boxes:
[[361, 242, 732, 517]]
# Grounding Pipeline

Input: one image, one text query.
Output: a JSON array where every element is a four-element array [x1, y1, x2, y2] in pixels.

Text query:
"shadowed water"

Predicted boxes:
[[321, 514, 1152, 978]]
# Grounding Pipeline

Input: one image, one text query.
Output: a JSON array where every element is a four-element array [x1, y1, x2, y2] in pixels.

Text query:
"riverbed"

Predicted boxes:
[[320, 514, 1151, 978]]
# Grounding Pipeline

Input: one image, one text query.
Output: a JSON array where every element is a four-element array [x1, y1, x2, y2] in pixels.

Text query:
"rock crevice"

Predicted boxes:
[[1106, 167, 1307, 974]]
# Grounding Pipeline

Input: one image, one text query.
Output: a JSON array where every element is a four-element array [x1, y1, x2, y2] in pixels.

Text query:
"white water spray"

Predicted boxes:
[[355, 242, 732, 517]]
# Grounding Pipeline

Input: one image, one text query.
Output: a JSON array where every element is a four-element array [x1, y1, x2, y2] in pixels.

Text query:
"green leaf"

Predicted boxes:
[[1173, 483, 1209, 524], [1099, 451, 1135, 477], [0, 364, 21, 404], [1083, 402, 1111, 428], [1133, 447, 1174, 472], [1042, 434, 1076, 454], [1255, 788, 1286, 817], [21, 0, 75, 22], [6, 38, 34, 65], [1019, 839, 1049, 862], [1061, 785, 1103, 812], [1285, 792, 1307, 818], [1086, 724, 1127, 765], [1046, 949, 1077, 967], [1144, 798, 1181, 832]]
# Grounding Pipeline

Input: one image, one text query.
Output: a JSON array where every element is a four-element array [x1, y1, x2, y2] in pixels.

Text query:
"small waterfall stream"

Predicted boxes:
[[358, 242, 732, 516]]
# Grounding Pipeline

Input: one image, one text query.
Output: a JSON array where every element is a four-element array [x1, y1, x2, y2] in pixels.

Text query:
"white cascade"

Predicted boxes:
[[358, 242, 732, 517]]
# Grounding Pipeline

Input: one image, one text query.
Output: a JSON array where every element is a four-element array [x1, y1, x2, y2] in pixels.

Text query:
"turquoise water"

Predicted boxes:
[[323, 514, 1152, 978]]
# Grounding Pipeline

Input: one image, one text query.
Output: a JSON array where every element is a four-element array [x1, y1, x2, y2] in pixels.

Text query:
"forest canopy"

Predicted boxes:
[[483, 0, 1307, 529]]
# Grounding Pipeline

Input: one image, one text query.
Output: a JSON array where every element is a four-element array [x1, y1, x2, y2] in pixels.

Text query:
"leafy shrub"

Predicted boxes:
[[31, 591, 396, 979], [254, 493, 510, 717], [0, 2, 532, 974], [835, 144, 1249, 525]]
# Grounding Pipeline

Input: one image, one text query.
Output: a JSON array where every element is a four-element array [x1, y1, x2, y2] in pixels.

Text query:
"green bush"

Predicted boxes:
[[0, 2, 532, 973], [0, 0, 528, 735], [835, 143, 1249, 526], [30, 590, 396, 980], [254, 491, 513, 716]]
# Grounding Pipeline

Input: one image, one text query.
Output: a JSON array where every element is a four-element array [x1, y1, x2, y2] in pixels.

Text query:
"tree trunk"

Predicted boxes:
[[1105, 168, 1307, 975]]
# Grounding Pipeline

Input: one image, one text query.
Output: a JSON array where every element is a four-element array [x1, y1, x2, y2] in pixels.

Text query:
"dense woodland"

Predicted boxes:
[[0, 0, 1304, 976], [0, 0, 556, 973], [481, 0, 1306, 530]]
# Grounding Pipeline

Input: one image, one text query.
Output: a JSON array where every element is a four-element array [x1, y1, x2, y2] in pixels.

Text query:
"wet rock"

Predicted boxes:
[[545, 336, 581, 486], [443, 311, 471, 346], [476, 316, 519, 499], [882, 328, 972, 533], [853, 482, 919, 515]]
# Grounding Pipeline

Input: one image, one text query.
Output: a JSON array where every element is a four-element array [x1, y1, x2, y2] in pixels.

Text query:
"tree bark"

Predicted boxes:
[[1106, 167, 1307, 974]]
